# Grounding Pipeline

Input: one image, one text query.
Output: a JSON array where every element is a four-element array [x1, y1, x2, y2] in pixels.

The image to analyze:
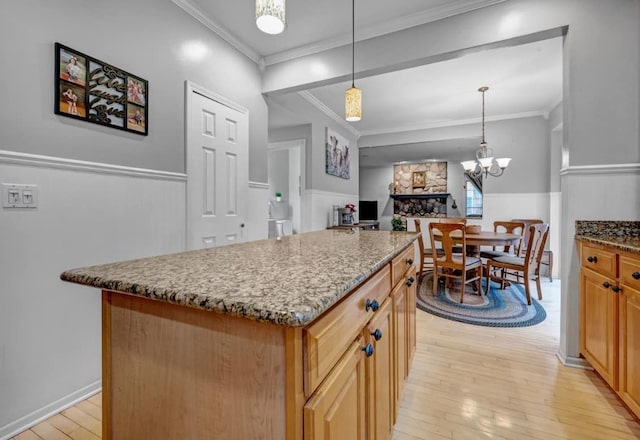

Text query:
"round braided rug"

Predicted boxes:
[[416, 272, 546, 327]]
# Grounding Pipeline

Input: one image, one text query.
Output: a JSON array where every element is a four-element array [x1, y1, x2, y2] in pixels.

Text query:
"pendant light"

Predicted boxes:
[[345, 0, 361, 121], [256, 0, 286, 35], [461, 86, 511, 177]]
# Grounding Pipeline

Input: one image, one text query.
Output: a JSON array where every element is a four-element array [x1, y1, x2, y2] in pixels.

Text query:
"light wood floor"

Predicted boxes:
[[12, 280, 640, 440]]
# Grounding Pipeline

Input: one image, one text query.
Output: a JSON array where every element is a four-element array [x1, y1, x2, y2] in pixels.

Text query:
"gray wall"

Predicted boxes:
[[268, 94, 359, 195], [361, 116, 550, 195], [360, 162, 464, 231], [0, 0, 268, 180], [0, 0, 268, 432]]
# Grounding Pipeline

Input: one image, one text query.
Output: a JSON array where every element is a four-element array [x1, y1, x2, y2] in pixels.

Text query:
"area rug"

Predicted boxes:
[[416, 272, 546, 327]]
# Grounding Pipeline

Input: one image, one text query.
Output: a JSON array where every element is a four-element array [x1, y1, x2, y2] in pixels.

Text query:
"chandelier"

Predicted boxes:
[[256, 0, 286, 35], [461, 86, 511, 177], [345, 0, 361, 121]]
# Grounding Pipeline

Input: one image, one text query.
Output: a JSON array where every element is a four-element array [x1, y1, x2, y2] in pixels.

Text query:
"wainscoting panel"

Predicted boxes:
[[305, 189, 359, 231], [0, 154, 186, 438]]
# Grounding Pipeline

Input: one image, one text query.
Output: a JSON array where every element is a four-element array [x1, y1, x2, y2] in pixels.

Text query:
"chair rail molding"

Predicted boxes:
[[0, 150, 187, 181], [560, 163, 640, 176]]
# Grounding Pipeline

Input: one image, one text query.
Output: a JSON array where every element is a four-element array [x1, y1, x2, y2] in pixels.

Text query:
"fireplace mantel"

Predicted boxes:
[[390, 193, 450, 200]]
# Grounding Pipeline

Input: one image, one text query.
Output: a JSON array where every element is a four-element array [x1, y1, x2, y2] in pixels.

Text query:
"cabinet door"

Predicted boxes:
[[366, 298, 394, 440], [391, 281, 407, 418], [304, 337, 366, 440], [619, 283, 640, 416], [580, 267, 618, 387], [406, 271, 417, 366]]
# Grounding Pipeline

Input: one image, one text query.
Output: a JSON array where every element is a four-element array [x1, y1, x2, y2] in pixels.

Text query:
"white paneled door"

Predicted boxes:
[[187, 85, 248, 249]]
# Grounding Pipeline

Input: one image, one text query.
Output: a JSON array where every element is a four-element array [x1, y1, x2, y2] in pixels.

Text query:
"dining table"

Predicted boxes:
[[432, 229, 522, 257]]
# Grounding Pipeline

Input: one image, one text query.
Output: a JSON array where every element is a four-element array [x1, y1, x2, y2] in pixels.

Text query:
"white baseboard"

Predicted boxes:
[[556, 351, 591, 370], [0, 381, 101, 440]]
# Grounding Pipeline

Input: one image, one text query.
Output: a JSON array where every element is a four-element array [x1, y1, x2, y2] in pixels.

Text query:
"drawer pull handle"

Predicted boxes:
[[602, 281, 611, 289], [362, 343, 374, 357], [633, 272, 640, 280], [371, 329, 382, 341], [406, 258, 414, 265], [587, 256, 598, 263], [406, 277, 415, 287], [611, 285, 622, 293], [365, 299, 380, 312]]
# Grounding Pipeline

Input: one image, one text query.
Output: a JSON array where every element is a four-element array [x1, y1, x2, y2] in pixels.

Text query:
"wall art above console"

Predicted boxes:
[[55, 42, 148, 136]]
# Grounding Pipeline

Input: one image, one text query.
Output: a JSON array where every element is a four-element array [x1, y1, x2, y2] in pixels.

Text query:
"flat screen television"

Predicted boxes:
[[358, 200, 378, 222]]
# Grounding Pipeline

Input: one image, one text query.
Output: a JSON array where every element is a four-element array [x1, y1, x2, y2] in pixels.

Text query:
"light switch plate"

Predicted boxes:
[[2, 183, 38, 208]]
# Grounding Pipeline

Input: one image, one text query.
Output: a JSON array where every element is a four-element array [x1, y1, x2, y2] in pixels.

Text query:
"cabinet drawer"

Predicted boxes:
[[392, 244, 415, 287], [620, 255, 640, 291], [305, 265, 390, 396], [581, 243, 617, 279]]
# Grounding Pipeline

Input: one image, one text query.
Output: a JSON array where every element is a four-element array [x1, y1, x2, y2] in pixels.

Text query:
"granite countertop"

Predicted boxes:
[[61, 230, 419, 327], [575, 220, 640, 255]]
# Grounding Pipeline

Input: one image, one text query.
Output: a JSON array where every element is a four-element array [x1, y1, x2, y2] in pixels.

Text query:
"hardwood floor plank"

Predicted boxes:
[[68, 427, 100, 440], [60, 408, 100, 438], [13, 430, 43, 440], [45, 415, 79, 435], [30, 421, 71, 440]]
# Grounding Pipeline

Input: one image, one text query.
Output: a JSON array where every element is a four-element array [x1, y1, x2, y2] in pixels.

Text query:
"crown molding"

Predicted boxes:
[[359, 111, 549, 137], [172, 0, 261, 64], [263, 0, 508, 66], [298, 91, 361, 139]]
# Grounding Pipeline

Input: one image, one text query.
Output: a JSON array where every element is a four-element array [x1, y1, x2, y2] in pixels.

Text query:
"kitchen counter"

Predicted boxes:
[[575, 220, 640, 255], [61, 229, 419, 326]]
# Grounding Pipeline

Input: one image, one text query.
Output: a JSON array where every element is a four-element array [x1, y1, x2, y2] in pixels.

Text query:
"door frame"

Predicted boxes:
[[184, 80, 249, 247], [268, 139, 308, 233]]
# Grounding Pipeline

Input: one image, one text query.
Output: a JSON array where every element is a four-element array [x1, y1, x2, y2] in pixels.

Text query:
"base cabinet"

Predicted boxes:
[[580, 266, 618, 386], [304, 243, 416, 440], [304, 338, 367, 440], [579, 241, 640, 420], [619, 257, 640, 416]]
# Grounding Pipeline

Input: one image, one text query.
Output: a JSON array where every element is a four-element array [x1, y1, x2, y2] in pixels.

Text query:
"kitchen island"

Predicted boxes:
[[61, 229, 419, 439]]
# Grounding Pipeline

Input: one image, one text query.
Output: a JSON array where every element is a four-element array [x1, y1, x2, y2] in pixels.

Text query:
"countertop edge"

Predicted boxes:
[[60, 233, 419, 327], [575, 235, 640, 255]]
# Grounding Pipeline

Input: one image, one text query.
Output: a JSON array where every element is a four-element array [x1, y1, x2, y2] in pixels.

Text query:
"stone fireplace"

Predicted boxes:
[[391, 161, 449, 218], [391, 194, 449, 218]]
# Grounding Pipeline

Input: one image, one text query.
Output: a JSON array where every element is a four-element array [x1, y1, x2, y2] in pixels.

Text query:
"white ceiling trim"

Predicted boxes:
[[263, 0, 508, 66], [298, 91, 361, 138], [358, 111, 550, 137], [172, 0, 261, 64]]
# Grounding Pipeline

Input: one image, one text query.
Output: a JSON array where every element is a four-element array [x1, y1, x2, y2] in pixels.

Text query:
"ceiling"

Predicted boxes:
[[179, 0, 563, 163]]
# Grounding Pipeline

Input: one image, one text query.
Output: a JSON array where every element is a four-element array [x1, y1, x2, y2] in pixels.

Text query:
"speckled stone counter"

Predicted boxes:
[[61, 229, 418, 326], [575, 220, 640, 255]]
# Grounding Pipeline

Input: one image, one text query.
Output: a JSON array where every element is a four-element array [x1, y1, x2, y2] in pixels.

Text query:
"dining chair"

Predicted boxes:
[[484, 223, 550, 305], [428, 222, 482, 303], [512, 218, 553, 281], [479, 221, 525, 260], [439, 218, 467, 224], [414, 219, 444, 284], [439, 218, 466, 253]]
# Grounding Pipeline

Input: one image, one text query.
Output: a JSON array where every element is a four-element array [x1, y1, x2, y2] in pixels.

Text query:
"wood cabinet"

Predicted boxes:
[[101, 241, 418, 440], [304, 243, 416, 440], [579, 241, 640, 419], [618, 255, 640, 416], [304, 337, 367, 440], [390, 250, 417, 422]]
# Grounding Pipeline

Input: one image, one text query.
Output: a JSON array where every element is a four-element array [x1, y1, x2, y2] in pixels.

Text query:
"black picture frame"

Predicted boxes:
[[55, 42, 148, 136]]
